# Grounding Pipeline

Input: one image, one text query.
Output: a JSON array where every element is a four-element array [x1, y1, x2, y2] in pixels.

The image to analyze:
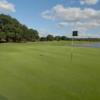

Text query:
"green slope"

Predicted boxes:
[[0, 42, 100, 100]]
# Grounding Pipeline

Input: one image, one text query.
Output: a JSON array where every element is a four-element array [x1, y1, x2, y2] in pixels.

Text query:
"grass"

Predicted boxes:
[[0, 41, 100, 100]]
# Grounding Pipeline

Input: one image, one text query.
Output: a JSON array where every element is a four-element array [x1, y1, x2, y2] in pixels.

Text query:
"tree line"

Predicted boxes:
[[0, 14, 100, 43], [40, 35, 69, 41], [0, 14, 70, 43], [40, 35, 100, 42], [0, 14, 39, 43]]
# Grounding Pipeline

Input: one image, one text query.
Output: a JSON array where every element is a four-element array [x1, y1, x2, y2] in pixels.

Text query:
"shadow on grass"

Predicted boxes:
[[0, 95, 8, 100]]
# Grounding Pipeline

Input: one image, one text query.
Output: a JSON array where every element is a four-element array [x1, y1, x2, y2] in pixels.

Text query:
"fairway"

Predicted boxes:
[[0, 42, 100, 100]]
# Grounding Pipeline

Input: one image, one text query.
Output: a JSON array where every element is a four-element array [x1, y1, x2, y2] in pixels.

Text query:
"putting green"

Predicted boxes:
[[0, 42, 100, 100]]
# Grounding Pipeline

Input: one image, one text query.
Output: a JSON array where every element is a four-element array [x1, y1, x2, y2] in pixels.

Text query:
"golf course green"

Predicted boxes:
[[0, 41, 100, 100]]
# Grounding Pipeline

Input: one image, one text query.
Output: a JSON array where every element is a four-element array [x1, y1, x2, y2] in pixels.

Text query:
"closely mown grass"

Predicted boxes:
[[0, 42, 100, 100]]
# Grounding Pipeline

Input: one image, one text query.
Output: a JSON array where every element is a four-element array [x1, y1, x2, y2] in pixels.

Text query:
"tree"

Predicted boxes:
[[61, 36, 68, 40], [54, 36, 61, 41], [46, 35, 54, 41], [0, 14, 39, 43], [40, 37, 47, 41]]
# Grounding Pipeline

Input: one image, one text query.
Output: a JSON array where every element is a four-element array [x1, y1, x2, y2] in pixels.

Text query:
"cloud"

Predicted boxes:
[[58, 22, 69, 28], [0, 0, 15, 12], [76, 21, 100, 31], [42, 4, 100, 32], [42, 5, 100, 22], [58, 20, 100, 32], [42, 10, 55, 20], [80, 0, 99, 5]]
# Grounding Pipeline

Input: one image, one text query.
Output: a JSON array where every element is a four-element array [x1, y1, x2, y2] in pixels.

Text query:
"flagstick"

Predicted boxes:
[[71, 36, 74, 61]]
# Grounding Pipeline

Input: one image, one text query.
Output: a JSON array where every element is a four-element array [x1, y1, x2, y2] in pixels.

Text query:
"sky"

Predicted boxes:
[[0, 0, 100, 38]]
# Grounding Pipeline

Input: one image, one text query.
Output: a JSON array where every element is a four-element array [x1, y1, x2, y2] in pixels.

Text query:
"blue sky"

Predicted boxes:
[[0, 0, 100, 37]]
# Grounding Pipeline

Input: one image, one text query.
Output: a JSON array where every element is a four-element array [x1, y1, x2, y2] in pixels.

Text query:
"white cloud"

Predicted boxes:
[[76, 21, 100, 31], [58, 21, 100, 32], [42, 4, 100, 32], [42, 10, 55, 20], [80, 0, 98, 5], [42, 5, 100, 22], [0, 0, 15, 12], [58, 22, 69, 28]]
